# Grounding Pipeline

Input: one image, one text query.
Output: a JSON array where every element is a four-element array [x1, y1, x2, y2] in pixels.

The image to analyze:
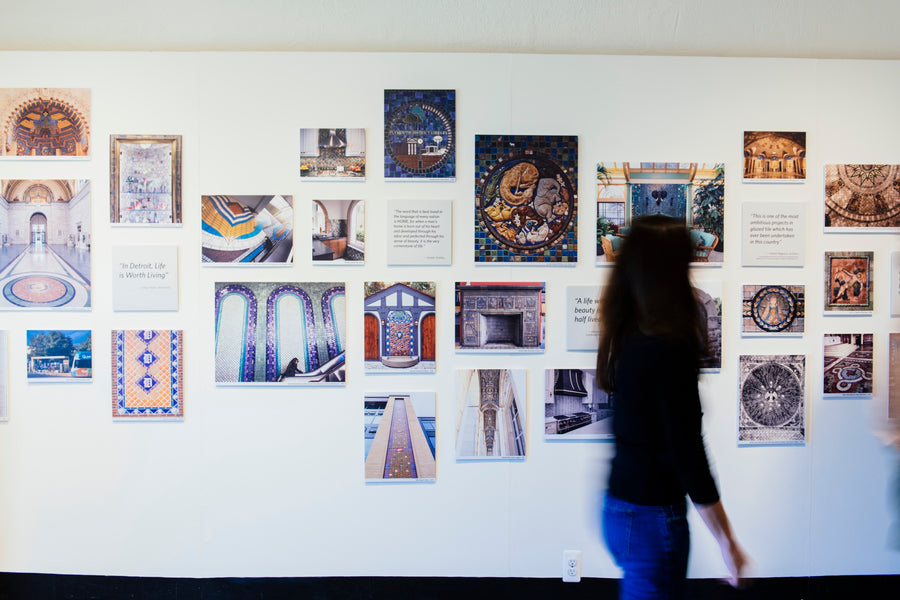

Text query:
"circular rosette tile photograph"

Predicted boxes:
[[478, 154, 576, 256]]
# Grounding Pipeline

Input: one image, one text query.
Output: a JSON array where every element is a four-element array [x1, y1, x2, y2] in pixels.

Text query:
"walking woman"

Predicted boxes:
[[597, 215, 747, 598]]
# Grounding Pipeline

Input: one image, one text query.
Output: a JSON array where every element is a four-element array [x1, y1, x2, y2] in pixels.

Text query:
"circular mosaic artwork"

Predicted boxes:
[[825, 164, 900, 226], [478, 155, 576, 253], [740, 362, 803, 427], [3, 275, 76, 307], [384, 100, 454, 176], [750, 285, 798, 332]]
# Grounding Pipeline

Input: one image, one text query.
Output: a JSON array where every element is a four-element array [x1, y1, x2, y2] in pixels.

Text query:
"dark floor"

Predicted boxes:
[[0, 574, 897, 600]]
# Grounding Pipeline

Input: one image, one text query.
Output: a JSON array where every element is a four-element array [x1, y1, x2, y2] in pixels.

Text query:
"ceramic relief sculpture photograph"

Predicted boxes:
[[597, 162, 724, 264], [384, 89, 455, 180], [311, 199, 364, 264], [455, 368, 526, 460], [214, 281, 345, 386], [455, 282, 545, 353], [300, 128, 366, 180], [0, 88, 90, 157], [0, 179, 91, 310], [112, 330, 184, 420], [109, 134, 182, 225], [741, 284, 805, 336], [26, 330, 92, 382], [738, 354, 806, 445], [823, 333, 873, 397], [201, 195, 294, 264], [364, 282, 435, 373], [475, 135, 577, 263], [742, 131, 806, 181], [544, 369, 613, 440], [364, 391, 436, 482], [824, 251, 874, 313], [824, 164, 900, 230]]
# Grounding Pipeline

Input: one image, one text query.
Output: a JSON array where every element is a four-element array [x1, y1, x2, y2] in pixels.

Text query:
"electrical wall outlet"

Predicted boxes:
[[562, 549, 582, 582]]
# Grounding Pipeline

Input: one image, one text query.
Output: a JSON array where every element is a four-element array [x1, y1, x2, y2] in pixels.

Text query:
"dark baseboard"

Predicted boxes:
[[0, 573, 897, 600]]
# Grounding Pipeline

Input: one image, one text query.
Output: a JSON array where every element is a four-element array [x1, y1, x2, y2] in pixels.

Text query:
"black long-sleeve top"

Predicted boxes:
[[607, 332, 720, 506]]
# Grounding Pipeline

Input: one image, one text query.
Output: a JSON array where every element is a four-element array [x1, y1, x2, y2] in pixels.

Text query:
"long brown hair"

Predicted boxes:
[[596, 215, 705, 391]]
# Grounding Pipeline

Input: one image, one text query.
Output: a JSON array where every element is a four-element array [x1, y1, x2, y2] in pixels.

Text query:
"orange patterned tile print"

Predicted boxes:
[[112, 330, 183, 419]]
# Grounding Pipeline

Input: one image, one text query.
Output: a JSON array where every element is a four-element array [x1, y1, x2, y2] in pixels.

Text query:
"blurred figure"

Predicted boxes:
[[597, 215, 747, 598]]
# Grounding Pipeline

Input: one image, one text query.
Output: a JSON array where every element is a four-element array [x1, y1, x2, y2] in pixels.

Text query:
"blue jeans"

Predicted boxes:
[[603, 493, 690, 600]]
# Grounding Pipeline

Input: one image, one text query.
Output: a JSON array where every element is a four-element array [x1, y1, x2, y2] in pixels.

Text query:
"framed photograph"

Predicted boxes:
[[364, 282, 435, 373], [742, 131, 806, 182], [824, 164, 900, 230], [112, 330, 184, 420], [741, 284, 805, 336], [0, 179, 91, 310], [26, 330, 92, 382], [823, 333, 873, 397], [694, 281, 723, 370], [214, 282, 345, 386], [455, 282, 545, 353], [300, 128, 365, 180], [544, 369, 613, 440], [201, 195, 294, 264], [455, 369, 526, 459], [475, 135, 577, 263], [364, 392, 436, 482], [824, 251, 874, 313], [739, 354, 805, 445], [0, 88, 90, 158], [597, 162, 724, 265], [311, 200, 364, 264], [384, 89, 455, 180], [110, 135, 182, 225]]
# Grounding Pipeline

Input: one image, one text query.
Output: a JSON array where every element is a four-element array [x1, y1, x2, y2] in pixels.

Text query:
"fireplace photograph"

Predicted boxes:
[[455, 282, 545, 352]]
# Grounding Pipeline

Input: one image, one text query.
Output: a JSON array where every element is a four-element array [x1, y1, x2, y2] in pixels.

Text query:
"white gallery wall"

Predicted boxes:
[[0, 51, 898, 579]]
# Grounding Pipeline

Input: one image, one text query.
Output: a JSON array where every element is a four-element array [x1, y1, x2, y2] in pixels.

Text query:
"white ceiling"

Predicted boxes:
[[3, 0, 898, 59]]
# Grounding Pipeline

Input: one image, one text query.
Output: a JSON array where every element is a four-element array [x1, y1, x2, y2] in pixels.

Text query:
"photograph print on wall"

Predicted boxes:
[[823, 333, 873, 397], [0, 179, 91, 310], [739, 354, 805, 445], [384, 90, 455, 180], [109, 134, 182, 225], [455, 282, 545, 353], [214, 281, 345, 386], [300, 128, 365, 180], [597, 162, 724, 264], [824, 251, 874, 313], [455, 368, 526, 459], [0, 88, 91, 158], [311, 199, 365, 264], [694, 281, 723, 370], [743, 131, 806, 181], [364, 391, 436, 482], [544, 369, 613, 440], [364, 282, 435, 373], [890, 333, 899, 419], [201, 195, 293, 264], [824, 164, 900, 230], [112, 330, 184, 419], [475, 135, 577, 263], [741, 284, 805, 336], [26, 329, 92, 382]]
